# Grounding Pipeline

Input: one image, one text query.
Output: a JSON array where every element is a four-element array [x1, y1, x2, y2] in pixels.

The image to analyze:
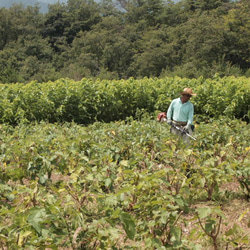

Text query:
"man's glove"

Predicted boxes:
[[167, 119, 172, 125], [183, 124, 191, 132]]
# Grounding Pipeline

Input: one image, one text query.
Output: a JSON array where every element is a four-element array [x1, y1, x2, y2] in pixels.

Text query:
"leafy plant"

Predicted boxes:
[[0, 76, 250, 125], [195, 207, 224, 250], [0, 116, 249, 248], [235, 147, 250, 199]]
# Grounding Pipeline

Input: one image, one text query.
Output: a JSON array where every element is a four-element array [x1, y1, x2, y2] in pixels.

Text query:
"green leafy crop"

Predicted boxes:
[[0, 76, 249, 125], [0, 116, 249, 249]]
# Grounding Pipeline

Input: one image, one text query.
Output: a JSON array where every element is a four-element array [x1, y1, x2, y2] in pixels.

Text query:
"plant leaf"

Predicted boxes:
[[119, 212, 135, 240], [196, 207, 212, 219], [27, 208, 47, 234]]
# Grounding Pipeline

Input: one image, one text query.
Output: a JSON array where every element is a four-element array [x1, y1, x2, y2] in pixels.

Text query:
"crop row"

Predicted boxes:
[[0, 76, 249, 125], [0, 117, 249, 248]]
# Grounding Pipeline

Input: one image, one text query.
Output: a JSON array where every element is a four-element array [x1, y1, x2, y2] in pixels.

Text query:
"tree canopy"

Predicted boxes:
[[0, 0, 249, 83]]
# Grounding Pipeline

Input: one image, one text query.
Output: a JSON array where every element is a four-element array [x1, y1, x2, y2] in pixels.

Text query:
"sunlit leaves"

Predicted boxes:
[[0, 76, 249, 125], [27, 208, 47, 234], [120, 212, 136, 240], [0, 116, 249, 248]]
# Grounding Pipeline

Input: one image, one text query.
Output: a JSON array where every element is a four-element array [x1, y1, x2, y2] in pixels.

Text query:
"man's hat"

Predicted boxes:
[[180, 88, 197, 96]]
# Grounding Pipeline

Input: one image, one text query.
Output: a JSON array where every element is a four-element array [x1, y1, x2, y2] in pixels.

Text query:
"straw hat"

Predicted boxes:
[[180, 88, 197, 96]]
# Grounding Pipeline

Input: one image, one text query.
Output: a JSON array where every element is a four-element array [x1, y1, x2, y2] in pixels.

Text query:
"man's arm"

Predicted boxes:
[[167, 101, 174, 121], [187, 103, 194, 125]]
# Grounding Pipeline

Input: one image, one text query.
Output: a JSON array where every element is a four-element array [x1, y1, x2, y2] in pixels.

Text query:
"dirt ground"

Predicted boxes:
[[181, 180, 250, 249]]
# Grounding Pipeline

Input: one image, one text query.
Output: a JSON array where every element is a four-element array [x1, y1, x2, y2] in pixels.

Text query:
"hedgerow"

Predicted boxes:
[[0, 76, 249, 125]]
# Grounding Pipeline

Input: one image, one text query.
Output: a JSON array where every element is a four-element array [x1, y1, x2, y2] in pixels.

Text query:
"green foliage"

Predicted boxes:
[[235, 147, 250, 199], [0, 76, 249, 125], [0, 116, 249, 249], [1, 0, 250, 81]]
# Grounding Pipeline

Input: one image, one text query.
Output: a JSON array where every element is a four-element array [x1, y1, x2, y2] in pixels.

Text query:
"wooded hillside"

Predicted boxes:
[[0, 0, 249, 83], [0, 0, 68, 13]]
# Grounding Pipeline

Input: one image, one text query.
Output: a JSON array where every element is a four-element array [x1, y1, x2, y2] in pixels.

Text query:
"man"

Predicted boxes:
[[166, 87, 197, 139]]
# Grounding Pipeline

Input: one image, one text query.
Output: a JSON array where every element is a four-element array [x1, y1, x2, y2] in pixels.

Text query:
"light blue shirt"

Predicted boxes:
[[167, 97, 194, 125]]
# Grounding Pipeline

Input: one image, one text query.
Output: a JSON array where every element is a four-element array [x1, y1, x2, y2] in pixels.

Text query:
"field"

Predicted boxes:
[[0, 77, 250, 249]]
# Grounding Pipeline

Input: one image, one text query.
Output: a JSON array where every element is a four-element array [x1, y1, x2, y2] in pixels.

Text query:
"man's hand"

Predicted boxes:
[[167, 119, 172, 125], [183, 124, 191, 132]]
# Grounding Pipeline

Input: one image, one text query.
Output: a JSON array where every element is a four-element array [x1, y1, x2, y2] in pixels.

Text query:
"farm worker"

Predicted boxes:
[[166, 87, 197, 140]]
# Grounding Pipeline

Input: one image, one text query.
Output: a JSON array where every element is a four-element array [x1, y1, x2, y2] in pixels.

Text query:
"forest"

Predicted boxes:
[[0, 0, 249, 83]]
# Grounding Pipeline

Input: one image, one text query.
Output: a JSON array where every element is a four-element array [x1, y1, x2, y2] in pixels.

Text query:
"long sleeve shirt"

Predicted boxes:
[[167, 97, 194, 125]]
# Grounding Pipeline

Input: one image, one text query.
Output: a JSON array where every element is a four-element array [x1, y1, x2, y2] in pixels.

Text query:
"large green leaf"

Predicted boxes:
[[119, 212, 135, 240], [196, 207, 212, 219], [27, 208, 47, 234]]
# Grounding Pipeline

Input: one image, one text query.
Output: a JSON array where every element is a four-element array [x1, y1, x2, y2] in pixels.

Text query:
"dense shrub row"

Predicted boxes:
[[0, 76, 249, 125]]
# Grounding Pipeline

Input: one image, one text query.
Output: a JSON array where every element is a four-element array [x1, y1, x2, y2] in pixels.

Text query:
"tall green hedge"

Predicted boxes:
[[0, 76, 249, 125]]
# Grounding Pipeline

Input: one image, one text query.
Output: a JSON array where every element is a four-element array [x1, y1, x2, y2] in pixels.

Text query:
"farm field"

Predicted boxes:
[[0, 76, 249, 249], [0, 116, 249, 249]]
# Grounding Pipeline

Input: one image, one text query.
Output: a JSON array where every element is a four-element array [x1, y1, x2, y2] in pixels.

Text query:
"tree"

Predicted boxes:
[[0, 45, 24, 83], [43, 2, 69, 52], [0, 4, 43, 50], [65, 15, 135, 79], [172, 13, 228, 74], [184, 0, 233, 13], [0, 5, 46, 83], [223, 0, 250, 70], [0, 9, 13, 50], [130, 28, 177, 77], [65, 0, 102, 44], [122, 0, 166, 27], [96, 0, 120, 17]]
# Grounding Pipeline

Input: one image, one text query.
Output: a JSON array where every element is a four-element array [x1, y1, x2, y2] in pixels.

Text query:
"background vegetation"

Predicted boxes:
[[0, 76, 249, 125], [1, 0, 250, 83]]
